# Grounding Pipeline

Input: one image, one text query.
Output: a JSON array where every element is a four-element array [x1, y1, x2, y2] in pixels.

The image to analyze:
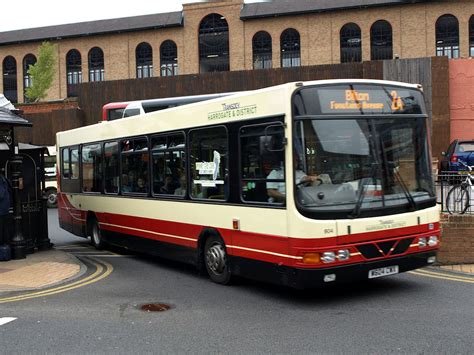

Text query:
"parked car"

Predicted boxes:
[[439, 139, 474, 176]]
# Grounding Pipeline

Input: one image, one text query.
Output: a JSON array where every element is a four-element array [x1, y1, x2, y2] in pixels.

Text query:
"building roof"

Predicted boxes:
[[0, 12, 183, 46], [0, 108, 31, 127], [241, 0, 429, 19]]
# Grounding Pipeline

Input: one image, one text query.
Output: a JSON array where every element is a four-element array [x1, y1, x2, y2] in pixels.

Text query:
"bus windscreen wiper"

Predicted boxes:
[[378, 135, 417, 210], [350, 164, 378, 219], [389, 161, 417, 210]]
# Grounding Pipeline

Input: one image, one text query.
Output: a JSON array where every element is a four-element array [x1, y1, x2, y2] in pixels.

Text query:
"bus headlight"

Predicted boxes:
[[337, 249, 350, 261], [418, 237, 427, 248], [428, 236, 438, 247], [321, 252, 336, 263]]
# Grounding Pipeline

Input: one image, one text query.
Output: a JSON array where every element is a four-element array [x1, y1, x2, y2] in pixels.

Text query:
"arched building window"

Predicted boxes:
[[470, 16, 474, 57], [199, 13, 229, 73], [66, 49, 82, 96], [370, 20, 393, 60], [340, 23, 362, 63], [160, 40, 178, 76], [436, 15, 460, 58], [3, 56, 18, 103], [253, 31, 272, 69], [136, 42, 153, 78], [280, 28, 301, 68], [88, 47, 104, 82], [23, 54, 37, 102]]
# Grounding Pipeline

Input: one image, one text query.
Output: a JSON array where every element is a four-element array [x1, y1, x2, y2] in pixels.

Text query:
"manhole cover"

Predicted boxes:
[[139, 303, 172, 312]]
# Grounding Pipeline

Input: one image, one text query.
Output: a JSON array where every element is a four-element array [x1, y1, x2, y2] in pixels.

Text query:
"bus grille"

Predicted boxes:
[[356, 238, 415, 259]]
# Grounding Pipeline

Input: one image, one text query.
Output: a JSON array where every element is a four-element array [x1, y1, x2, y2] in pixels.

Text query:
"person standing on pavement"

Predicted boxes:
[[0, 172, 12, 246]]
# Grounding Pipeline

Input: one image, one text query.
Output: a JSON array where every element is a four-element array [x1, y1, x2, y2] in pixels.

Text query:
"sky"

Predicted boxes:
[[0, 0, 264, 32]]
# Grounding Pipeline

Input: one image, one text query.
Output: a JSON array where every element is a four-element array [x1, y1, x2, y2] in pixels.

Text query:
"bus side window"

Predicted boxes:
[[239, 123, 285, 204], [151, 133, 186, 196], [120, 137, 149, 194], [189, 126, 228, 200], [104, 142, 119, 194]]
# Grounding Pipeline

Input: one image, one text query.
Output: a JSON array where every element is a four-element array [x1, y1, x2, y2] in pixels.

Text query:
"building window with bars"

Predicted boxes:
[[160, 40, 178, 77], [280, 28, 301, 68], [253, 31, 272, 69], [88, 47, 105, 82], [66, 49, 82, 96], [3, 56, 18, 103], [435, 15, 460, 59], [370, 20, 393, 60], [199, 13, 230, 73], [340, 23, 362, 63], [136, 42, 153, 78], [23, 54, 36, 103]]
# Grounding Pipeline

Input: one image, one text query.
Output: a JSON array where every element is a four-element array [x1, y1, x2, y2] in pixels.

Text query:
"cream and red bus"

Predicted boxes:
[[57, 79, 440, 288]]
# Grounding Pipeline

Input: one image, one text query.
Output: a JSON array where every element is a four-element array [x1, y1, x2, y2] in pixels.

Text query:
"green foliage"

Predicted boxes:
[[25, 41, 56, 102]]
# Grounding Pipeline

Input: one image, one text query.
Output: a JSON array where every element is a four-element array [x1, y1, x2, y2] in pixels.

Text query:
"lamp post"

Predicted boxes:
[[10, 153, 25, 259]]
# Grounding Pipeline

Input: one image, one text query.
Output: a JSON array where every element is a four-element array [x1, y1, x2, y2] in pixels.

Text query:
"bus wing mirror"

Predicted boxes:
[[261, 124, 286, 153]]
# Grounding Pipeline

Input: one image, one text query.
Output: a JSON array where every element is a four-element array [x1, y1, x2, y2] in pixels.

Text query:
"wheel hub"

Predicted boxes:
[[206, 243, 226, 274], [93, 224, 100, 245]]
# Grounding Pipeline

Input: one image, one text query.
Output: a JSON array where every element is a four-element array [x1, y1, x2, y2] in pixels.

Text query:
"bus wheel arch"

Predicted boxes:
[[87, 213, 105, 250], [198, 228, 232, 285]]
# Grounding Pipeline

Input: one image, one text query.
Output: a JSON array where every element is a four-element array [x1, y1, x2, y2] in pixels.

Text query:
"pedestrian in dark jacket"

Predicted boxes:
[[0, 173, 12, 245]]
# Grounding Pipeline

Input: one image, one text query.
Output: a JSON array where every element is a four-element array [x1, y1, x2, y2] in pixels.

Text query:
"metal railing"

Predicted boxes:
[[436, 171, 474, 214]]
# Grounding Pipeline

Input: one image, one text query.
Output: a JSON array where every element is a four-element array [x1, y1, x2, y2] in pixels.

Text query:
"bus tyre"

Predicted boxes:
[[90, 219, 105, 250], [45, 188, 57, 208], [204, 235, 232, 285]]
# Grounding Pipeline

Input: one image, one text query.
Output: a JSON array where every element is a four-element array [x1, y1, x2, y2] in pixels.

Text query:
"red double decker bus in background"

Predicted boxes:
[[102, 93, 239, 121], [59, 79, 440, 289]]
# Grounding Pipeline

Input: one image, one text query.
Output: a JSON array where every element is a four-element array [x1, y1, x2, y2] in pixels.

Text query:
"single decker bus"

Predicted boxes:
[[57, 79, 440, 289]]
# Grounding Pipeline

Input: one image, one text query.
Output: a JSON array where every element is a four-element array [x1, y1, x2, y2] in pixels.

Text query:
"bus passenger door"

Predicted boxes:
[[58, 146, 83, 236]]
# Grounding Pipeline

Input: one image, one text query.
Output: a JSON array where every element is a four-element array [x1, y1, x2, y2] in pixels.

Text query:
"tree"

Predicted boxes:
[[25, 41, 56, 102]]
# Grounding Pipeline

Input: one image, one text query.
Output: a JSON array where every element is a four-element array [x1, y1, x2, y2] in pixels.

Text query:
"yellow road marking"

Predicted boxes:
[[409, 269, 474, 284], [0, 258, 113, 304]]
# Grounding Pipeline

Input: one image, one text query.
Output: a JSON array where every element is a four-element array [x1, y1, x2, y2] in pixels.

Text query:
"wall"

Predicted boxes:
[[69, 61, 372, 127], [15, 101, 85, 146], [438, 214, 474, 264], [449, 59, 474, 142]]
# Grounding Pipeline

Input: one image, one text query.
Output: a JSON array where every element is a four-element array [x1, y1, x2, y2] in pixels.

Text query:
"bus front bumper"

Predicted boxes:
[[289, 251, 437, 289], [230, 251, 437, 289]]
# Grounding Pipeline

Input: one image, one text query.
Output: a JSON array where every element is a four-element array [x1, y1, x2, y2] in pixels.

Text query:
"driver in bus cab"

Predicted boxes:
[[266, 153, 320, 203]]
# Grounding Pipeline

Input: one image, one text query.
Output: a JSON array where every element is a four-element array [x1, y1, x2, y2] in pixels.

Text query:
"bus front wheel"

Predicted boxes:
[[204, 235, 232, 285]]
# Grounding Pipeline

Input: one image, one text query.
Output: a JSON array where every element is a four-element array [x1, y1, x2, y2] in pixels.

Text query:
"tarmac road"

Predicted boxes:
[[0, 209, 472, 354]]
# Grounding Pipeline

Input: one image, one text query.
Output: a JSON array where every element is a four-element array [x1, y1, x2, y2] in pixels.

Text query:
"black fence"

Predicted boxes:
[[436, 171, 474, 214]]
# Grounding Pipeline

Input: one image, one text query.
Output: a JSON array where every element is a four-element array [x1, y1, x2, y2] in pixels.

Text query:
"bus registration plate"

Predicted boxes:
[[368, 265, 399, 279]]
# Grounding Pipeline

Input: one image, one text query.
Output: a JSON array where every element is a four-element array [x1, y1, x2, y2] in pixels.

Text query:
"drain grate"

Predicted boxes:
[[139, 303, 172, 312]]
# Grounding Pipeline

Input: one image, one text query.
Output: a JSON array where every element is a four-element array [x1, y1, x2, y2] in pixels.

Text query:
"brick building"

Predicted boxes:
[[0, 0, 473, 104]]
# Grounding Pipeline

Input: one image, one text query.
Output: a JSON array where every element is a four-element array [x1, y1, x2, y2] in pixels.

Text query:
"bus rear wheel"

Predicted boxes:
[[90, 219, 105, 250], [204, 235, 232, 285]]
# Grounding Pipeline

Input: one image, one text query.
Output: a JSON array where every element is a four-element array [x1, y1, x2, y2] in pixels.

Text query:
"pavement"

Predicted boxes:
[[0, 247, 472, 293], [0, 248, 84, 292]]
